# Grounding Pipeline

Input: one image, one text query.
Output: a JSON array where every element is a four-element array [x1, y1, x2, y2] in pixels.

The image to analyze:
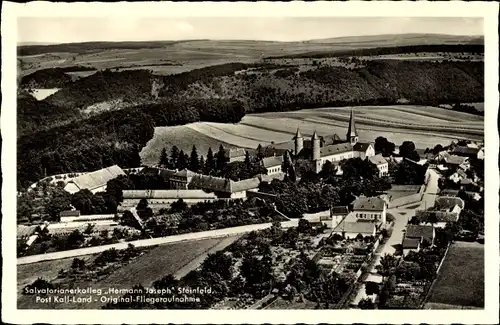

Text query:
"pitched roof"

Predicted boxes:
[[60, 210, 80, 217], [353, 142, 372, 152], [353, 196, 385, 211], [320, 142, 353, 157], [189, 174, 230, 192], [230, 178, 261, 193], [331, 206, 349, 215], [402, 238, 420, 249], [460, 178, 474, 185], [293, 128, 303, 139], [17, 225, 38, 238], [446, 155, 468, 165], [261, 156, 283, 168], [435, 196, 465, 210], [347, 109, 358, 137], [122, 189, 217, 199], [225, 148, 247, 159], [312, 131, 320, 140], [415, 210, 459, 223], [333, 221, 375, 234], [453, 146, 480, 156], [173, 169, 196, 178], [405, 224, 434, 242], [66, 165, 125, 191], [368, 154, 388, 166]]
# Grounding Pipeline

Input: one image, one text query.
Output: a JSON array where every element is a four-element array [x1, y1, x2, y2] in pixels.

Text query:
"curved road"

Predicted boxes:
[[351, 169, 440, 306]]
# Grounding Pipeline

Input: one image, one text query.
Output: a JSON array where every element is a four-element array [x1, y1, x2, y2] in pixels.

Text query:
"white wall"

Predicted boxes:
[[266, 165, 282, 175]]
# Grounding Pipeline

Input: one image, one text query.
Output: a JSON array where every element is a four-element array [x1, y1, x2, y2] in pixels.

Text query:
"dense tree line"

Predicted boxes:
[[20, 68, 74, 88], [270, 44, 484, 59], [17, 97, 246, 188]]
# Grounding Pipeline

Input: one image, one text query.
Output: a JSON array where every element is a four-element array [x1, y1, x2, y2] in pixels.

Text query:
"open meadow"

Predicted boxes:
[[17, 236, 240, 309], [140, 105, 484, 165], [425, 241, 484, 308]]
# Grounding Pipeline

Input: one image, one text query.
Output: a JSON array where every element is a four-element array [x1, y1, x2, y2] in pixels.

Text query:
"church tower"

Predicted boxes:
[[293, 127, 304, 156], [346, 109, 359, 145], [312, 131, 320, 161]]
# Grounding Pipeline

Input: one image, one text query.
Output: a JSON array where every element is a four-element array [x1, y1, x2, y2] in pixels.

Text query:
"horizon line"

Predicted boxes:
[[17, 32, 484, 47]]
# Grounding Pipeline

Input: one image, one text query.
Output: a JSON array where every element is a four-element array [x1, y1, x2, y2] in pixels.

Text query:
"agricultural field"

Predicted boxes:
[[17, 236, 240, 309], [425, 241, 484, 308], [141, 105, 484, 166]]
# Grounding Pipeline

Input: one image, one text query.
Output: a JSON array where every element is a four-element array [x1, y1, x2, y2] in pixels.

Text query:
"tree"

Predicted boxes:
[[399, 141, 417, 160], [66, 229, 85, 249], [83, 223, 95, 236], [375, 137, 396, 157], [176, 150, 188, 170], [256, 144, 264, 160], [244, 150, 251, 166], [71, 257, 85, 269], [159, 148, 169, 168], [376, 254, 398, 279], [190, 145, 200, 172], [45, 188, 72, 221], [170, 199, 187, 213], [358, 297, 376, 309], [216, 145, 227, 172], [169, 145, 180, 169], [199, 156, 205, 173], [205, 147, 216, 174], [71, 189, 95, 215], [298, 218, 312, 234]]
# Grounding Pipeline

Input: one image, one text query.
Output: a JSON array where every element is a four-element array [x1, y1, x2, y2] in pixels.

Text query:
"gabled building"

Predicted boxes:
[[368, 154, 389, 177], [63, 165, 126, 194], [261, 155, 283, 175], [225, 148, 247, 163], [331, 220, 376, 239], [352, 196, 387, 225], [414, 210, 459, 228], [404, 224, 435, 247]]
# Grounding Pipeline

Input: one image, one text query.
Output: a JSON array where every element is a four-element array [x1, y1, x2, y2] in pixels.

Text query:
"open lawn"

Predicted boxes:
[[141, 105, 483, 165], [17, 236, 240, 309], [425, 241, 484, 308]]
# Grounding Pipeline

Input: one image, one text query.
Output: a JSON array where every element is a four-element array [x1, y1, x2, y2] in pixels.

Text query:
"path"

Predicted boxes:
[[351, 169, 440, 306], [17, 219, 299, 265]]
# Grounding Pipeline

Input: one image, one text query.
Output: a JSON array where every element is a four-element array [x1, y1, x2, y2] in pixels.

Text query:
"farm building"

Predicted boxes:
[[368, 154, 389, 177], [352, 196, 387, 225], [402, 238, 421, 256], [434, 196, 465, 213], [63, 165, 125, 194], [440, 190, 482, 201], [404, 224, 435, 247], [122, 189, 218, 208], [414, 210, 459, 228], [225, 148, 247, 163], [60, 214, 115, 223], [332, 220, 376, 239], [59, 210, 81, 219], [260, 155, 283, 175], [330, 206, 350, 228], [452, 146, 481, 159], [47, 220, 119, 236]]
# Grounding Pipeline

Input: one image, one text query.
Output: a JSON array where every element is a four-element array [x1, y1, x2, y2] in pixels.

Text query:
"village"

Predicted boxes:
[[17, 110, 485, 310]]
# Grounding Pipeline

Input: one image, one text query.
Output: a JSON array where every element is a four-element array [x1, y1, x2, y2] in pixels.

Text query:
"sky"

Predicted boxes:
[[18, 17, 483, 44]]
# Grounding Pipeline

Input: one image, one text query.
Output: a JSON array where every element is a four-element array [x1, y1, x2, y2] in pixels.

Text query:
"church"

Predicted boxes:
[[291, 109, 376, 173]]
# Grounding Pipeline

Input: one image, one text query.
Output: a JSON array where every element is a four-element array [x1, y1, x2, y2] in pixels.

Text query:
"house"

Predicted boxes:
[[434, 196, 465, 213], [332, 220, 376, 239], [64, 165, 126, 194], [404, 224, 435, 247], [444, 155, 469, 167], [352, 196, 387, 225], [449, 169, 467, 183], [59, 210, 81, 220], [188, 174, 260, 199], [368, 154, 389, 177], [122, 189, 218, 207], [414, 210, 459, 228], [261, 155, 283, 175], [168, 169, 197, 190], [402, 238, 421, 256], [331, 206, 350, 228], [452, 146, 480, 159], [225, 148, 247, 163], [440, 189, 482, 201]]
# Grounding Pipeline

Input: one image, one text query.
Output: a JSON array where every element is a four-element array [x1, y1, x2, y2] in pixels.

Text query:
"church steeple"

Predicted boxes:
[[293, 127, 303, 155], [312, 130, 320, 160], [346, 109, 358, 145]]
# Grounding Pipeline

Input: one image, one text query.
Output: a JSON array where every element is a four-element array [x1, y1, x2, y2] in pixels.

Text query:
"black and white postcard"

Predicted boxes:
[[1, 1, 498, 324]]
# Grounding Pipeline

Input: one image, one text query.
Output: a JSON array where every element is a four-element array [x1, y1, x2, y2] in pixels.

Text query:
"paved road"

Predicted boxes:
[[17, 219, 299, 265], [351, 169, 440, 306]]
